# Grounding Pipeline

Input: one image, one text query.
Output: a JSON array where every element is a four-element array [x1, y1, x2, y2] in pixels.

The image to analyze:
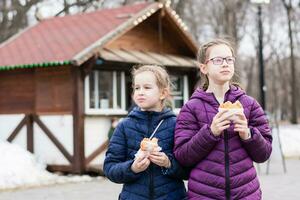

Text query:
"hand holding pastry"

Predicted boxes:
[[149, 151, 171, 168], [135, 138, 160, 159], [131, 153, 150, 173], [219, 101, 243, 121], [233, 112, 251, 140], [211, 109, 232, 136]]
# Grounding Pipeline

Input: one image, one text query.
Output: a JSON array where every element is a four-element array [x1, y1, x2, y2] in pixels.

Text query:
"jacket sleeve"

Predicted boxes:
[[161, 152, 191, 180], [241, 99, 273, 163], [174, 103, 221, 167], [103, 121, 142, 183]]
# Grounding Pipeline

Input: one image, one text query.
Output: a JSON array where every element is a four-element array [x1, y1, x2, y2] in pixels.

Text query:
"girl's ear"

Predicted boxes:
[[199, 63, 208, 75], [160, 88, 168, 100]]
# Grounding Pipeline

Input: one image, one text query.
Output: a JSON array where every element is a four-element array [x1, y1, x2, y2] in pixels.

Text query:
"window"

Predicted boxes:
[[85, 70, 189, 115], [85, 70, 127, 115], [170, 74, 189, 112]]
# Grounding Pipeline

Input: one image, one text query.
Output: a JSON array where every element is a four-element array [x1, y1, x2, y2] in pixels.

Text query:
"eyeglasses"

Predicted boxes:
[[206, 56, 235, 65]]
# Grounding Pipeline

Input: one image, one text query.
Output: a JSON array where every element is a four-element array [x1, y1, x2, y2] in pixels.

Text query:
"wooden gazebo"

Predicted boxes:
[[0, 1, 199, 174]]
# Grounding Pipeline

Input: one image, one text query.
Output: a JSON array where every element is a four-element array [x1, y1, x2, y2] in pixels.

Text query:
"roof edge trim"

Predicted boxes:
[[0, 60, 72, 71]]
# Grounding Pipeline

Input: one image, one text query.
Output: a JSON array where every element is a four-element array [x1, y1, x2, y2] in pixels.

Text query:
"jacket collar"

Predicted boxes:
[[128, 107, 175, 121], [190, 85, 245, 107]]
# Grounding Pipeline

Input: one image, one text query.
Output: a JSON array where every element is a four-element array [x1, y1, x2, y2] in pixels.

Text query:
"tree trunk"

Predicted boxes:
[[282, 0, 297, 123]]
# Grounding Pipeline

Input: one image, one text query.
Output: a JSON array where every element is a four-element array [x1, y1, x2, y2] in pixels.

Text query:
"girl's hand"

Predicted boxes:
[[233, 113, 251, 140], [131, 153, 150, 173], [149, 150, 171, 168], [211, 110, 232, 136]]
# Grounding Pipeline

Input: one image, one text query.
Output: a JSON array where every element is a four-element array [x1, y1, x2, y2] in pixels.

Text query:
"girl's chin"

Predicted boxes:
[[140, 107, 163, 112]]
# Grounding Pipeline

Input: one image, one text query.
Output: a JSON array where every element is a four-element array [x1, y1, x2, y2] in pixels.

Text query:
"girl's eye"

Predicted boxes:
[[214, 58, 223, 64], [134, 87, 139, 90]]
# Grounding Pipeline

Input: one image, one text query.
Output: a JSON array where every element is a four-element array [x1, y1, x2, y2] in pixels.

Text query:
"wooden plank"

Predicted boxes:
[[72, 67, 85, 173], [85, 165, 105, 176], [33, 115, 73, 163], [85, 140, 109, 165], [104, 12, 196, 56], [0, 69, 34, 114], [26, 114, 34, 153], [7, 115, 27, 142], [99, 49, 197, 68], [35, 66, 73, 114], [82, 55, 97, 78], [164, 8, 198, 54], [46, 165, 73, 173]]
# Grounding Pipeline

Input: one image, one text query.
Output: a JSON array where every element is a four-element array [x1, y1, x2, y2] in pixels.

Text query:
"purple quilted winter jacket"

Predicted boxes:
[[174, 85, 272, 200]]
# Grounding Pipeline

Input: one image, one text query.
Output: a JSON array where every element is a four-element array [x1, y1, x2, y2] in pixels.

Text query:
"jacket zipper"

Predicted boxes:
[[211, 90, 231, 199], [224, 130, 231, 200], [147, 113, 154, 200]]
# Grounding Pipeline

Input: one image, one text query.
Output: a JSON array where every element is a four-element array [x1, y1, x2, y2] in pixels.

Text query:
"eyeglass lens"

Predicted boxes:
[[211, 57, 235, 65]]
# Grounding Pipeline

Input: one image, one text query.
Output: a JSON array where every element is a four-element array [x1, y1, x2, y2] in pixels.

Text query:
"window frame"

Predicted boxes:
[[171, 74, 189, 114], [84, 70, 190, 115], [84, 70, 127, 115]]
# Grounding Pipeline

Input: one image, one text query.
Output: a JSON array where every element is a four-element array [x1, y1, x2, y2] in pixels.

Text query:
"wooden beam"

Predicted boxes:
[[47, 164, 73, 173], [6, 115, 27, 142], [26, 114, 34, 153], [33, 115, 73, 163], [85, 140, 109, 165], [82, 55, 96, 78], [72, 67, 85, 173], [85, 165, 105, 176]]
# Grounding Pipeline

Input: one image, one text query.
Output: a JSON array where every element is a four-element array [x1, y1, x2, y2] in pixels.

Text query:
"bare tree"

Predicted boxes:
[[0, 0, 39, 43], [54, 0, 108, 16], [281, 0, 298, 123]]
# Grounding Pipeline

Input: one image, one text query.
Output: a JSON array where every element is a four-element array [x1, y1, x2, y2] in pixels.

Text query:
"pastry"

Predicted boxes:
[[219, 101, 243, 120], [140, 138, 159, 151], [219, 100, 243, 109]]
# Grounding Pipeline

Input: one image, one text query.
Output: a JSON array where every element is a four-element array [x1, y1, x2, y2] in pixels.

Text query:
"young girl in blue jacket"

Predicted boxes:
[[104, 65, 187, 200]]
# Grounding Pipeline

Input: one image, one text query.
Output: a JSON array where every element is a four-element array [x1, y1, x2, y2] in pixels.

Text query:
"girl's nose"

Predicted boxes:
[[138, 89, 144, 95], [222, 62, 229, 67]]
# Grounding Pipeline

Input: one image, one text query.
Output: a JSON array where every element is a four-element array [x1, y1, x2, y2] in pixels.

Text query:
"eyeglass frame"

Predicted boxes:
[[205, 56, 236, 65]]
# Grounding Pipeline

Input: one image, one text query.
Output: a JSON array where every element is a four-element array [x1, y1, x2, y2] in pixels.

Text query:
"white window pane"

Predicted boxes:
[[89, 72, 95, 109], [125, 73, 133, 110], [98, 71, 113, 109], [117, 72, 122, 109], [88, 70, 127, 111], [170, 75, 184, 109]]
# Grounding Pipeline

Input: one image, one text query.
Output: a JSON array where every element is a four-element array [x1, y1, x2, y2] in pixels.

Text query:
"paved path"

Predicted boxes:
[[0, 159, 299, 200]]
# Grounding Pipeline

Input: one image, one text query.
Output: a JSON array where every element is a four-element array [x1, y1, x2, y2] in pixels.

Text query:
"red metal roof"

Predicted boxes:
[[0, 2, 152, 68]]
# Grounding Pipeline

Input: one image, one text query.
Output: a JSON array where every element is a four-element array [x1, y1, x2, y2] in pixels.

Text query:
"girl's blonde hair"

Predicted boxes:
[[131, 64, 172, 106], [197, 38, 239, 90]]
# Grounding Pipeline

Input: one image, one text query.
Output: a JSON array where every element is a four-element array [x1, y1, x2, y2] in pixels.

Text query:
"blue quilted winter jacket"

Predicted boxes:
[[104, 107, 187, 200]]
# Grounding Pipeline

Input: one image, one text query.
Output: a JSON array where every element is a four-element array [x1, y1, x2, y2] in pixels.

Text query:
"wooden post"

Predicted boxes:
[[72, 67, 85, 173], [26, 114, 34, 153]]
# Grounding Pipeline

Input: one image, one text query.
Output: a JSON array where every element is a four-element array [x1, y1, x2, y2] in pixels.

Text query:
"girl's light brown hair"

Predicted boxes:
[[131, 64, 172, 105], [197, 38, 238, 90]]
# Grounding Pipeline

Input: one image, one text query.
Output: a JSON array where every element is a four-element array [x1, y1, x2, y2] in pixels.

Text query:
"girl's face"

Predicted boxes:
[[200, 44, 234, 85], [133, 71, 166, 112]]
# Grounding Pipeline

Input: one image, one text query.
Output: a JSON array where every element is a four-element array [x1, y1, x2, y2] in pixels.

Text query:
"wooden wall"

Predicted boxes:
[[105, 11, 195, 57], [35, 66, 73, 114], [0, 66, 73, 115], [0, 69, 35, 114]]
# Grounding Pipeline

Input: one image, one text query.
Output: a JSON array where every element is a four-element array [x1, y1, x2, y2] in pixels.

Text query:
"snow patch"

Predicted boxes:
[[0, 141, 93, 190]]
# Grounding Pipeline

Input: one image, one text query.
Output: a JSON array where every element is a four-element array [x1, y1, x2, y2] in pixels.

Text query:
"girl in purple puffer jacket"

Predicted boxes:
[[174, 38, 272, 200]]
